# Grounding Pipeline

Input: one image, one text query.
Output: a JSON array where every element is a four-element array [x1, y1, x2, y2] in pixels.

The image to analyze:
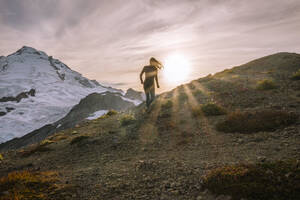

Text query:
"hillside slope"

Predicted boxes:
[[0, 52, 300, 200]]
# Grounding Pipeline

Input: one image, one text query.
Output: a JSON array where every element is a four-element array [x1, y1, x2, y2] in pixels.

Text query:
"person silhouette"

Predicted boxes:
[[140, 57, 162, 108]]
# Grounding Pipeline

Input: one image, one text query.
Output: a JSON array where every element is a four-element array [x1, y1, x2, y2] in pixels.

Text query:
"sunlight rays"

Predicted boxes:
[[137, 94, 165, 145]]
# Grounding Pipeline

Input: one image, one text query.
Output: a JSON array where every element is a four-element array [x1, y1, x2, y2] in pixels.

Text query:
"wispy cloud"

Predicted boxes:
[[0, 0, 300, 91]]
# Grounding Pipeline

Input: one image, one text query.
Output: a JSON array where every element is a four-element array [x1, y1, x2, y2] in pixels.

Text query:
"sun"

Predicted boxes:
[[162, 54, 191, 84]]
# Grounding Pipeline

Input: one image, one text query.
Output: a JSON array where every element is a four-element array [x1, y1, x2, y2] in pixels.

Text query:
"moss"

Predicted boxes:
[[202, 160, 300, 200], [70, 136, 89, 145], [256, 79, 277, 90], [0, 170, 59, 200], [216, 110, 298, 133], [201, 103, 226, 116]]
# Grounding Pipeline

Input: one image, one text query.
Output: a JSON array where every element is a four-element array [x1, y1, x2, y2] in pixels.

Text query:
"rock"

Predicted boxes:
[[197, 196, 203, 200], [124, 88, 144, 101], [171, 189, 179, 195], [216, 194, 232, 200], [257, 156, 266, 162], [0, 112, 6, 116]]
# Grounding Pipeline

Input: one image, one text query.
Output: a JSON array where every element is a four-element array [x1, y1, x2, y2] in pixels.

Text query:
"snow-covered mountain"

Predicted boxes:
[[0, 46, 141, 143]]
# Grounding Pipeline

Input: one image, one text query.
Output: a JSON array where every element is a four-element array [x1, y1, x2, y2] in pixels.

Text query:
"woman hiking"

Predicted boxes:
[[140, 57, 163, 108]]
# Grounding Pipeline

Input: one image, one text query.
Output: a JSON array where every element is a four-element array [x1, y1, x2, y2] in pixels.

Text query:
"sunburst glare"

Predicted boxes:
[[162, 54, 191, 85]]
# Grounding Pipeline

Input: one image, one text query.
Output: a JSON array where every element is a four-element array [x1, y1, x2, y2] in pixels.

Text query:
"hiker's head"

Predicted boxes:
[[150, 57, 162, 69]]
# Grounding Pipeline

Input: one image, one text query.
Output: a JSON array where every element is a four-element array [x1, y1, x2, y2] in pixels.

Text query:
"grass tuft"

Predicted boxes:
[[106, 109, 118, 116], [202, 160, 300, 200], [201, 103, 226, 116], [291, 69, 300, 80], [256, 79, 277, 90], [191, 106, 202, 117], [120, 114, 136, 126], [216, 110, 298, 133]]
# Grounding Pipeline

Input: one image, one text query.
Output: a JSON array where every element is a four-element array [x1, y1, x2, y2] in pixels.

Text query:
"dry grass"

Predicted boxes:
[[48, 134, 68, 142], [18, 144, 52, 158], [216, 110, 298, 133], [202, 160, 300, 200], [200, 103, 226, 116], [0, 170, 58, 200]]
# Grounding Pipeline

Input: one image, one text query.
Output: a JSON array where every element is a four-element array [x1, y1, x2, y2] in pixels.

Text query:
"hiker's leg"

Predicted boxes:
[[145, 91, 150, 107], [149, 86, 155, 105]]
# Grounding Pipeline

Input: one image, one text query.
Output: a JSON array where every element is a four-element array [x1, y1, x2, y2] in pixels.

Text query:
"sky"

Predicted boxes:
[[0, 0, 300, 92]]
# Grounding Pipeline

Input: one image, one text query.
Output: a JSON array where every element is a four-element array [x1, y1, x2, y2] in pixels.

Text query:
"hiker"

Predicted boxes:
[[140, 57, 163, 108]]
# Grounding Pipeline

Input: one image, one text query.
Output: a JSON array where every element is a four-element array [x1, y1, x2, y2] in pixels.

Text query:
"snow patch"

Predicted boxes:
[[86, 110, 109, 120], [120, 96, 142, 106]]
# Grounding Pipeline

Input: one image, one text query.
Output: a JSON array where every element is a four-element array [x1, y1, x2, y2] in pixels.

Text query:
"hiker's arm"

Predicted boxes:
[[155, 74, 159, 88], [140, 68, 144, 84]]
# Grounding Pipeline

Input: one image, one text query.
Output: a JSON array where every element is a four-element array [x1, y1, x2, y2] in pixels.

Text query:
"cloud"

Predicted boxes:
[[0, 0, 300, 92]]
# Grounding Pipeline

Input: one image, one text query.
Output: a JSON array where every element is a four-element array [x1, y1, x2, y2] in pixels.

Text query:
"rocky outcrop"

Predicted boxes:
[[0, 89, 35, 103], [0, 107, 15, 117], [0, 56, 8, 72], [125, 88, 144, 101]]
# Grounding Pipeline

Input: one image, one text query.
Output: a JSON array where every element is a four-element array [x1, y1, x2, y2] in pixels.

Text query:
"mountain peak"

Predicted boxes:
[[13, 46, 47, 57]]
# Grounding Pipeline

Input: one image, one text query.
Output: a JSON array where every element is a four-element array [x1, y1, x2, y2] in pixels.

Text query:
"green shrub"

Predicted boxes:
[[291, 69, 300, 80], [256, 79, 277, 90], [216, 110, 298, 133], [120, 114, 136, 126], [70, 136, 89, 145], [202, 160, 300, 200], [201, 103, 226, 116]]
